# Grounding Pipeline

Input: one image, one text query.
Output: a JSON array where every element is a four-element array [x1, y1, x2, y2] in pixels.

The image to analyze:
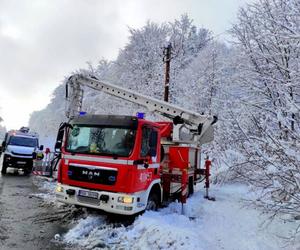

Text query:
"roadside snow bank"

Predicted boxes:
[[32, 176, 57, 204], [117, 211, 207, 249], [65, 216, 105, 244], [62, 184, 299, 250]]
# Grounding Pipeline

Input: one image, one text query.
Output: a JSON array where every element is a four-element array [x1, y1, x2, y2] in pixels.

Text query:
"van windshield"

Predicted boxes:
[[66, 125, 136, 157], [9, 136, 38, 148]]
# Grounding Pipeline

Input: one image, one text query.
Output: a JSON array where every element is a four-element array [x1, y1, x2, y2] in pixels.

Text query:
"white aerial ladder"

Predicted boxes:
[[65, 74, 217, 146]]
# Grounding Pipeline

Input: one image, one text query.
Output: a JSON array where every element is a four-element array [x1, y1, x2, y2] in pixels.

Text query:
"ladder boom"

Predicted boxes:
[[66, 74, 217, 145]]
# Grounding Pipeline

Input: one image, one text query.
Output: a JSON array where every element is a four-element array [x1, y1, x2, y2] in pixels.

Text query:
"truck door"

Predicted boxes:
[[135, 126, 160, 191]]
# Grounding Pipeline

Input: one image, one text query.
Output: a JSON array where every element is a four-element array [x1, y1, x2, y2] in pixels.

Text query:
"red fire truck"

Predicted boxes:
[[55, 74, 217, 215]]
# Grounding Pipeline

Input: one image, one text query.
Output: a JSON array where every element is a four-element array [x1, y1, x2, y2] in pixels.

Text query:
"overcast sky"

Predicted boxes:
[[0, 0, 249, 130]]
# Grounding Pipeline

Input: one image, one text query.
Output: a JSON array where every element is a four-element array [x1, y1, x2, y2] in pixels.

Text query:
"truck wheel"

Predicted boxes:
[[1, 163, 7, 175], [146, 192, 159, 211]]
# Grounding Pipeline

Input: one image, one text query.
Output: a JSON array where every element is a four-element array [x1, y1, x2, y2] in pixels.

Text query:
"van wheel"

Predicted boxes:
[[146, 192, 159, 211], [1, 163, 7, 175], [24, 169, 31, 176]]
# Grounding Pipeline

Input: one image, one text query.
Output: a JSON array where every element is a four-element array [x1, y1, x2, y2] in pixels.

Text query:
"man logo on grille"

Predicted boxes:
[[82, 170, 100, 180]]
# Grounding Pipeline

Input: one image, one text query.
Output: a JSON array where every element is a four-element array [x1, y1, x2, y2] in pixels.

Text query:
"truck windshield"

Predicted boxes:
[[66, 125, 136, 157], [8, 136, 38, 148]]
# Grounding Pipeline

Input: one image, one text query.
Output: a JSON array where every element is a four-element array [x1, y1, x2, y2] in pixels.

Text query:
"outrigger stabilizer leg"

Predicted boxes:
[[204, 157, 216, 201]]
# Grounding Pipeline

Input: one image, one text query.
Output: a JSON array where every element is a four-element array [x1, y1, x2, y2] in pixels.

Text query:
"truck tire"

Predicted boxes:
[[146, 192, 159, 211], [1, 162, 7, 175]]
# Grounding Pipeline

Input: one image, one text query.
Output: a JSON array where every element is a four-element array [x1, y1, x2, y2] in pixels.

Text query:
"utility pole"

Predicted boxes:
[[163, 43, 172, 102]]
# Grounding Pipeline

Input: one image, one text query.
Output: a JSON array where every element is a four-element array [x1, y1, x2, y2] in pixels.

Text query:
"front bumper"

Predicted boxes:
[[4, 154, 33, 169], [55, 184, 146, 215]]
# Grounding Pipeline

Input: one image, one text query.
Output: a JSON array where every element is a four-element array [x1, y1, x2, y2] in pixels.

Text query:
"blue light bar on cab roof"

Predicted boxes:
[[79, 111, 87, 116], [136, 112, 145, 119]]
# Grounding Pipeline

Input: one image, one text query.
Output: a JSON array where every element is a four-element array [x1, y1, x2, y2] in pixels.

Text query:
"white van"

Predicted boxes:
[[0, 127, 40, 175]]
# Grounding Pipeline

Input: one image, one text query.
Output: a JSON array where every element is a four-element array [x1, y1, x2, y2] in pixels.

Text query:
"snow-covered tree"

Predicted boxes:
[[29, 14, 213, 146], [174, 42, 245, 177], [169, 14, 211, 71], [29, 84, 66, 148], [0, 113, 6, 141], [230, 0, 300, 219], [0, 125, 5, 141], [169, 14, 211, 102], [113, 22, 168, 99]]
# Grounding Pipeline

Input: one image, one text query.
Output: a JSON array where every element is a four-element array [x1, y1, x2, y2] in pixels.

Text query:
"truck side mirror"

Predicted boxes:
[[55, 122, 72, 153], [39, 145, 44, 151], [55, 141, 62, 152]]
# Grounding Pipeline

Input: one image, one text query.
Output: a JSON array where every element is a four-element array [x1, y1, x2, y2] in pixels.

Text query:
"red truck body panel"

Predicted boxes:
[[169, 146, 198, 170], [56, 115, 206, 215], [59, 118, 161, 194]]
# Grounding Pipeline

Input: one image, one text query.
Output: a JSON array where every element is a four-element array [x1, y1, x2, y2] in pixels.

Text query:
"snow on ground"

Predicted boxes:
[[32, 176, 57, 205], [60, 184, 300, 250]]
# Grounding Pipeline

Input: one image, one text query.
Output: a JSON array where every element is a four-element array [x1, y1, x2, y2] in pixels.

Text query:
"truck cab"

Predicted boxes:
[[0, 128, 39, 175], [55, 74, 216, 215], [56, 114, 162, 215]]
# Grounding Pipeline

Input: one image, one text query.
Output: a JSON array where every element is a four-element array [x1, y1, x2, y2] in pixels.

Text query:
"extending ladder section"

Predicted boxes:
[[66, 74, 217, 145]]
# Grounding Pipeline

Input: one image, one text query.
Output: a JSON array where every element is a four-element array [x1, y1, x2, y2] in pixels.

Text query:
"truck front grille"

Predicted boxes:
[[5, 155, 33, 168], [68, 165, 118, 185]]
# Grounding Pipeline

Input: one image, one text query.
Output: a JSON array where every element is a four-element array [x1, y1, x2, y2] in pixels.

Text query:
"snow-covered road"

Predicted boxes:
[[1, 172, 298, 250]]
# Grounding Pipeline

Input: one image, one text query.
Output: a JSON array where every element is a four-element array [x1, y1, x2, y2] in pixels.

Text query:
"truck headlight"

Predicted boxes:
[[56, 185, 64, 193], [118, 196, 134, 204]]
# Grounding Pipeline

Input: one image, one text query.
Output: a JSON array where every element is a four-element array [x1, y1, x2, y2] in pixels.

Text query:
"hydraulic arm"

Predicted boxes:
[[66, 74, 217, 145]]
